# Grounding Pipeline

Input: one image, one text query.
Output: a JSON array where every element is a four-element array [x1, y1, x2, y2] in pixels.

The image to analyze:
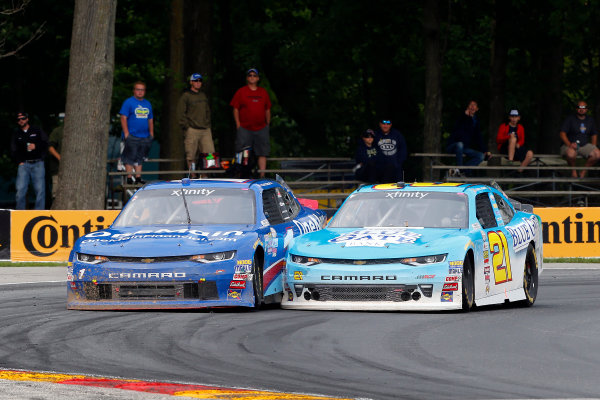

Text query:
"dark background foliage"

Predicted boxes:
[[2, 0, 600, 183]]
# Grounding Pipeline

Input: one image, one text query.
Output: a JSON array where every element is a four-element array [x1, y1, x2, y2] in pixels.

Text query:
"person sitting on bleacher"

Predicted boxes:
[[446, 100, 491, 177], [559, 100, 600, 178], [496, 109, 534, 173]]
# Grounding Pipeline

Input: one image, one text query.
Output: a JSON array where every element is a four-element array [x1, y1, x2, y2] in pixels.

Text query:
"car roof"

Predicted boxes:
[[356, 182, 493, 194], [137, 178, 277, 191]]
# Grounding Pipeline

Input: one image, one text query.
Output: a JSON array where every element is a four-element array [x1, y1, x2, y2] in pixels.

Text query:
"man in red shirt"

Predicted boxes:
[[230, 68, 272, 177]]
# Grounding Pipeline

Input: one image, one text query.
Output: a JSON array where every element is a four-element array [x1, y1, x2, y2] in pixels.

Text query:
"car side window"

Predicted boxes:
[[475, 193, 497, 229], [279, 187, 300, 221], [262, 189, 285, 225], [493, 193, 514, 225]]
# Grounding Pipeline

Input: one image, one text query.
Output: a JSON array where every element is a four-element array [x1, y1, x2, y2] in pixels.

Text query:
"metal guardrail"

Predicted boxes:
[[106, 157, 359, 210]]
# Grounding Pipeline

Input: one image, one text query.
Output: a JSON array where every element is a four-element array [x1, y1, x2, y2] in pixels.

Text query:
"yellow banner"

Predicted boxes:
[[534, 207, 600, 258], [11, 210, 119, 262]]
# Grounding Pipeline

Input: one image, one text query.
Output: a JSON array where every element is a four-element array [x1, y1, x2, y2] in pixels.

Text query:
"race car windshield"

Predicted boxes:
[[113, 188, 256, 226], [329, 191, 468, 228]]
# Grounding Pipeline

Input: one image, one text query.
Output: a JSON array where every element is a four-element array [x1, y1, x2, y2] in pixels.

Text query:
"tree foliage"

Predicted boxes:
[[2, 0, 600, 207]]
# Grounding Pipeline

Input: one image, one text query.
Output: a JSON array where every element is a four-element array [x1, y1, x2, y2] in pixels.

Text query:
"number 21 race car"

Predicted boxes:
[[67, 178, 326, 310], [282, 182, 542, 311]]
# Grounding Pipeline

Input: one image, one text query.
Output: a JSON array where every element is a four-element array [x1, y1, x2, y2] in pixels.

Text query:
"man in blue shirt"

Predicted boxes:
[[120, 81, 154, 185]]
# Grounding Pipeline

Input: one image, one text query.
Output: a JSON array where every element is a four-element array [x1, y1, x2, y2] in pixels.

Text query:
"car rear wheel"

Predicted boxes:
[[252, 254, 263, 308], [462, 255, 474, 312], [521, 244, 538, 307]]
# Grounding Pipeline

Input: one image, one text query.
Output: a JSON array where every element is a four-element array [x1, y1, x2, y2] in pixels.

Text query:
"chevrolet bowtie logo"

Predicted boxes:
[[141, 258, 155, 263], [353, 260, 366, 265]]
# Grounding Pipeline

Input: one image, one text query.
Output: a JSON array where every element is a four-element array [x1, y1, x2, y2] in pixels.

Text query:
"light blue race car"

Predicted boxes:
[[282, 182, 543, 311], [67, 177, 326, 310]]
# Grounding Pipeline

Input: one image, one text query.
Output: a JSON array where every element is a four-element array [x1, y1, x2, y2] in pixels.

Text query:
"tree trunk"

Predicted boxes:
[[185, 0, 213, 94], [161, 0, 185, 179], [423, 0, 443, 181], [488, 0, 509, 154], [184, 0, 214, 152], [53, 0, 116, 210]]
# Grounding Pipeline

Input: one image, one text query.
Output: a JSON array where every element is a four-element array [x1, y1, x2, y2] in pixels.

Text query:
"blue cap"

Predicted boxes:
[[190, 73, 203, 81], [246, 68, 259, 76]]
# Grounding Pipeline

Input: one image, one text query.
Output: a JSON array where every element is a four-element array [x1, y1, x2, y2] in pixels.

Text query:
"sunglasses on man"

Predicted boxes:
[[17, 117, 28, 121]]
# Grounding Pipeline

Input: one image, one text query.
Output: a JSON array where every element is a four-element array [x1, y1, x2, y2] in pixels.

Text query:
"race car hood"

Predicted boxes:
[[291, 227, 469, 258], [74, 225, 258, 257]]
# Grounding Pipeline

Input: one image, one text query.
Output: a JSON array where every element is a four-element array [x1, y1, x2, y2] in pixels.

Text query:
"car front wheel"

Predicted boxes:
[[462, 254, 474, 312], [252, 254, 263, 308]]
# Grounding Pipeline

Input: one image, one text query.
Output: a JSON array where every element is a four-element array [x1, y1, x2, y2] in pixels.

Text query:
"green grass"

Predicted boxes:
[[0, 261, 67, 267]]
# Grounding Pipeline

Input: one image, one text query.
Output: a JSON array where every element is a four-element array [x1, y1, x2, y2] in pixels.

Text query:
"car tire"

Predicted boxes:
[[462, 254, 474, 312], [521, 243, 538, 307], [252, 254, 263, 308]]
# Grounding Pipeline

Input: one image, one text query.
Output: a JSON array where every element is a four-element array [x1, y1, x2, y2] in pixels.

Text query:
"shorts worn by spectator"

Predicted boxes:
[[120, 81, 154, 185], [121, 136, 153, 166], [230, 68, 272, 177], [235, 126, 270, 156]]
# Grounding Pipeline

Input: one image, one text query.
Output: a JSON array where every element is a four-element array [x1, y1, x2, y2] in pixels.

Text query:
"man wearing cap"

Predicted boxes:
[[120, 81, 154, 185], [354, 129, 379, 183], [230, 68, 272, 178], [447, 100, 491, 175], [176, 73, 214, 177], [10, 112, 48, 209], [559, 100, 600, 178], [374, 118, 407, 182], [496, 109, 533, 172]]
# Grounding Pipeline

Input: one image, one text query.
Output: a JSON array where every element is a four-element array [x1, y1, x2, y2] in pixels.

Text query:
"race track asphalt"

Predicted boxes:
[[0, 264, 599, 399]]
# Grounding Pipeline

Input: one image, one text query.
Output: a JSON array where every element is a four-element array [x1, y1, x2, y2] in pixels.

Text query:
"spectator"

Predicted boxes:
[[447, 100, 491, 175], [230, 68, 272, 178], [10, 112, 48, 209], [496, 109, 534, 172], [120, 81, 154, 185], [48, 112, 64, 200], [176, 73, 214, 178], [374, 118, 407, 182], [559, 100, 600, 178], [354, 129, 378, 183]]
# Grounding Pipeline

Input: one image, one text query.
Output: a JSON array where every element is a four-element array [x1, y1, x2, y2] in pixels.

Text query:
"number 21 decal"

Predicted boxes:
[[487, 230, 512, 284]]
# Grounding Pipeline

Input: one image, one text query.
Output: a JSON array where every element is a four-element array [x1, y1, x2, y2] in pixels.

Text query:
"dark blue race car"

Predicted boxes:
[[67, 178, 326, 310]]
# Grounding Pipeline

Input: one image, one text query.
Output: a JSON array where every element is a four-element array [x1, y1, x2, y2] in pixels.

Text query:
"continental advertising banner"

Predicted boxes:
[[534, 207, 600, 258], [10, 210, 120, 262]]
